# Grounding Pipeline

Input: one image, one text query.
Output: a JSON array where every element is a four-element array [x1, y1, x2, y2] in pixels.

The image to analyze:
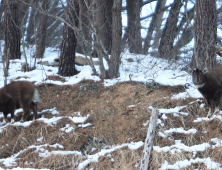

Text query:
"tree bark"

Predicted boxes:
[[126, 0, 142, 54], [152, 0, 166, 49], [108, 0, 122, 79], [25, 0, 37, 44], [143, 0, 166, 54], [173, 26, 193, 58], [158, 0, 183, 59], [191, 0, 217, 70], [35, 0, 49, 58], [3, 0, 21, 59], [58, 0, 79, 76], [76, 0, 92, 55], [93, 0, 113, 55], [93, 0, 113, 79]]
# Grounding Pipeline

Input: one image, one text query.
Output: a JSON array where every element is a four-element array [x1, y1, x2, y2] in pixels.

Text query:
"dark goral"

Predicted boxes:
[[192, 66, 222, 117]]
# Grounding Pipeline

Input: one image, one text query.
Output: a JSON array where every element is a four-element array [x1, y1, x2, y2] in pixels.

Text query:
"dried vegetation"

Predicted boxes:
[[0, 78, 221, 169]]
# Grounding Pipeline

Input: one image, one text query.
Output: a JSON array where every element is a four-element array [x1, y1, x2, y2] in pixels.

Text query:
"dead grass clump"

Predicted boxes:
[[185, 100, 206, 117], [211, 147, 222, 164], [154, 135, 175, 148], [87, 148, 142, 170], [206, 119, 222, 140], [55, 117, 76, 129], [16, 148, 38, 161], [46, 75, 66, 82], [89, 106, 148, 145], [26, 121, 52, 138], [158, 85, 186, 94], [60, 132, 89, 151], [17, 152, 82, 169], [150, 151, 193, 169], [0, 125, 24, 158], [186, 163, 208, 170]]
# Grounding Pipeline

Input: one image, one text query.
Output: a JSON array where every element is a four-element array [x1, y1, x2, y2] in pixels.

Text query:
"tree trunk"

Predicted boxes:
[[191, 0, 217, 70], [76, 0, 92, 55], [108, 0, 122, 79], [158, 0, 183, 59], [143, 0, 166, 54], [93, 0, 113, 55], [93, 0, 113, 79], [126, 0, 142, 54], [152, 0, 166, 49], [173, 26, 193, 58], [3, 0, 21, 59], [25, 0, 37, 44], [35, 0, 49, 58], [58, 0, 79, 76]]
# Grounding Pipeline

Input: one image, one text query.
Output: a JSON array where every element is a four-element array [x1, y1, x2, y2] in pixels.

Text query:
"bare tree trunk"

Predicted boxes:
[[126, 0, 142, 54], [143, 0, 166, 54], [191, 0, 217, 70], [93, 0, 113, 79], [158, 0, 183, 59], [25, 0, 37, 44], [58, 0, 79, 76], [152, 0, 166, 49], [77, 0, 92, 55], [3, 0, 21, 59], [35, 0, 49, 58], [108, 0, 122, 79], [0, 1, 4, 40], [173, 26, 193, 58], [93, 0, 113, 55], [3, 48, 10, 86]]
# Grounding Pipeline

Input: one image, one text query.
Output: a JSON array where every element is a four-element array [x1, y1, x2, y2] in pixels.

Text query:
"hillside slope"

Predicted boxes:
[[0, 80, 221, 169]]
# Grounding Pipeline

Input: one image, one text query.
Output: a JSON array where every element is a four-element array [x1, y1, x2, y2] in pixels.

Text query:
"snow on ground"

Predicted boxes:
[[0, 47, 220, 169]]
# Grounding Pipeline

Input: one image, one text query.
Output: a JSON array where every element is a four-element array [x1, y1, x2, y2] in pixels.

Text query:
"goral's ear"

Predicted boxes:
[[202, 67, 208, 74]]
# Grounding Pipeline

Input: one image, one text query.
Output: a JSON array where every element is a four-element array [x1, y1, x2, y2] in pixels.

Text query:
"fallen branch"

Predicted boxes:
[[140, 108, 159, 170]]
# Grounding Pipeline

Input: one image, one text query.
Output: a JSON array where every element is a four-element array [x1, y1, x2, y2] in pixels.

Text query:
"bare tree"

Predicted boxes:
[[25, 0, 37, 44], [3, 0, 21, 59], [93, 0, 113, 55], [58, 0, 79, 76], [143, 0, 166, 54], [108, 0, 122, 78], [125, 0, 142, 54], [191, 0, 217, 69], [152, 0, 167, 49], [35, 0, 50, 58], [76, 0, 92, 55], [93, 0, 113, 79], [158, 0, 183, 59]]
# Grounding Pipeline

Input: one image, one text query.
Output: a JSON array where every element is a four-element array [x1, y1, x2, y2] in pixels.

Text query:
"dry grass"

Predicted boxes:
[[0, 80, 221, 169]]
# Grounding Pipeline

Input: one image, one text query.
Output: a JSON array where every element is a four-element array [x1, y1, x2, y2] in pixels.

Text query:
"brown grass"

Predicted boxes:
[[0, 80, 221, 169]]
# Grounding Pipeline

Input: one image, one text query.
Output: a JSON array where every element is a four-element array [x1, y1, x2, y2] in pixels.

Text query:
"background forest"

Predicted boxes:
[[1, 0, 221, 74], [1, 0, 216, 78]]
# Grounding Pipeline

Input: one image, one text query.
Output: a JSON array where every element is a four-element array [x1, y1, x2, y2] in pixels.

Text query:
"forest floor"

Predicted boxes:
[[0, 79, 221, 169]]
